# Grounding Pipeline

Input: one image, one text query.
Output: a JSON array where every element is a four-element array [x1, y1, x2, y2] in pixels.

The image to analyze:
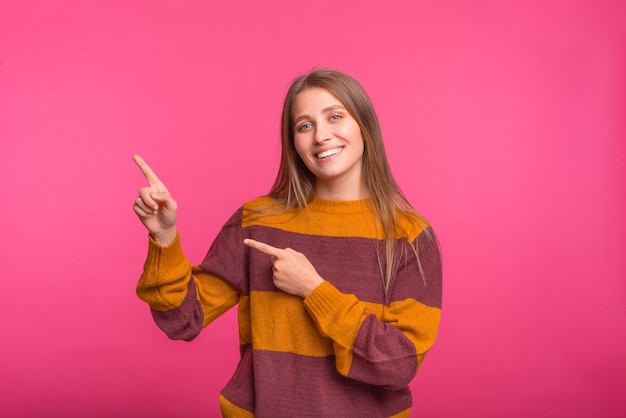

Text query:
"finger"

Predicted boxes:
[[138, 187, 159, 211], [133, 154, 165, 187], [135, 195, 156, 214], [133, 203, 153, 218], [243, 239, 282, 257]]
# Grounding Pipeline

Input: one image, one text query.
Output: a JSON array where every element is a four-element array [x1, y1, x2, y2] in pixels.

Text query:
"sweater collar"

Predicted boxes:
[[307, 196, 373, 214]]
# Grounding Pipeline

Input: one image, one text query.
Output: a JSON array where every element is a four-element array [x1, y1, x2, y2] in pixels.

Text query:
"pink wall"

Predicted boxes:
[[1, 1, 625, 416]]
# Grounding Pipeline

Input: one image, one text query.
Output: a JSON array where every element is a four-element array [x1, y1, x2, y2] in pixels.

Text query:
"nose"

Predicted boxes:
[[314, 123, 332, 144]]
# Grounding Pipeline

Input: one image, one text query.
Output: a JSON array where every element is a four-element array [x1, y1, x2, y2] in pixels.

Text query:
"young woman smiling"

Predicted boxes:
[[133, 69, 442, 417]]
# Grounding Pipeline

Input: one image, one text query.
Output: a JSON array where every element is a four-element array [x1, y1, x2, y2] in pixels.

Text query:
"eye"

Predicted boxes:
[[297, 123, 312, 132], [330, 114, 342, 121]]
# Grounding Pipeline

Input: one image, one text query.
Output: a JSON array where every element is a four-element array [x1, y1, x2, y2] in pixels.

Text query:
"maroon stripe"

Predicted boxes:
[[221, 344, 256, 413], [348, 314, 418, 389], [388, 227, 442, 309], [222, 348, 412, 417], [245, 226, 388, 301], [150, 279, 203, 341], [416, 227, 442, 309], [199, 209, 250, 295], [200, 213, 441, 309], [243, 225, 441, 308]]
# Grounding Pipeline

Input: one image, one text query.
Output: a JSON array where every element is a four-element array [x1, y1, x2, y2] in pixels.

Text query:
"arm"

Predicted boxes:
[[132, 155, 239, 340], [306, 229, 442, 389], [136, 234, 240, 341], [245, 229, 442, 389], [303, 282, 441, 389]]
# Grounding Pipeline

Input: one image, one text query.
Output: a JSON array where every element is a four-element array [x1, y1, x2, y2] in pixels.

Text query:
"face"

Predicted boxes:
[[291, 88, 366, 199]]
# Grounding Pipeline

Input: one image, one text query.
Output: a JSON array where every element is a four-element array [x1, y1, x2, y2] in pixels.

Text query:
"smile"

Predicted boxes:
[[316, 148, 342, 159]]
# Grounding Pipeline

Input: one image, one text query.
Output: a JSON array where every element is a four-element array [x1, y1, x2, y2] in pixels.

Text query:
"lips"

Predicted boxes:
[[316, 148, 342, 159]]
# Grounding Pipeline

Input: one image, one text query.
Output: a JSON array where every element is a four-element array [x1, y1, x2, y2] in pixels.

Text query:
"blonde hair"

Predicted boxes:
[[269, 68, 430, 293]]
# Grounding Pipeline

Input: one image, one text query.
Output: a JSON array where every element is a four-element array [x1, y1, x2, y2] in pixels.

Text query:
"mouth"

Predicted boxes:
[[316, 148, 342, 159]]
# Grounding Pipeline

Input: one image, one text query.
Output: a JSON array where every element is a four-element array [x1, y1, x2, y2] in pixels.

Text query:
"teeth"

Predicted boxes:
[[317, 148, 341, 159]]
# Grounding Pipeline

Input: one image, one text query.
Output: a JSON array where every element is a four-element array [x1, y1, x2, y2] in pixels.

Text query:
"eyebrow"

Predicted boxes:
[[293, 104, 346, 126]]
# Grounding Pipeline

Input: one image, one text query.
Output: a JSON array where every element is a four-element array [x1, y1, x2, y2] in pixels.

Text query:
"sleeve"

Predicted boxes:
[[302, 227, 442, 390], [136, 233, 240, 342]]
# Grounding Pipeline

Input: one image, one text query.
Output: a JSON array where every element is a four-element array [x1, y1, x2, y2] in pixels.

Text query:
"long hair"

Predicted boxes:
[[269, 68, 427, 293]]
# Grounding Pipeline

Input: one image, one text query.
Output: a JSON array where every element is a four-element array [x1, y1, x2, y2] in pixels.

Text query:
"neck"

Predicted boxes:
[[313, 179, 368, 200]]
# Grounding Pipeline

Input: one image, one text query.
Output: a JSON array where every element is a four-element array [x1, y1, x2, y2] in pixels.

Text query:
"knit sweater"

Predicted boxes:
[[137, 196, 442, 418]]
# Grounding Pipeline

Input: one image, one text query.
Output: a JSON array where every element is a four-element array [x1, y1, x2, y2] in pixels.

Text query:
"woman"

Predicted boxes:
[[133, 69, 442, 417]]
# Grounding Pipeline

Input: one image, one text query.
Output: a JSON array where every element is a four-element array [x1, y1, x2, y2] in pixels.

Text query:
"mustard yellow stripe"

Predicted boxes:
[[249, 290, 383, 357], [243, 204, 381, 238], [241, 197, 427, 240], [192, 268, 240, 326], [236, 290, 439, 367], [137, 235, 192, 311], [386, 298, 442, 357], [250, 291, 333, 356]]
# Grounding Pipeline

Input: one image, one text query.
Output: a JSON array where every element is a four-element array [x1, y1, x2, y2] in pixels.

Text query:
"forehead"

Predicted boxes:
[[291, 88, 345, 116]]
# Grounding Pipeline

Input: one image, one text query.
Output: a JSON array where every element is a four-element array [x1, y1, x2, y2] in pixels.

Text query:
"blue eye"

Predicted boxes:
[[330, 114, 342, 121], [298, 123, 312, 132]]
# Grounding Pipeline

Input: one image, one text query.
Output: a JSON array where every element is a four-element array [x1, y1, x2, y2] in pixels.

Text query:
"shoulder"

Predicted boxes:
[[242, 195, 278, 211], [220, 197, 277, 228], [396, 209, 432, 242], [222, 196, 281, 222], [240, 196, 295, 227]]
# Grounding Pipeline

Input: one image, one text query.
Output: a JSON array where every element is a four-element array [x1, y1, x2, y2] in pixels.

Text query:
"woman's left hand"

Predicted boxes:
[[244, 238, 324, 298]]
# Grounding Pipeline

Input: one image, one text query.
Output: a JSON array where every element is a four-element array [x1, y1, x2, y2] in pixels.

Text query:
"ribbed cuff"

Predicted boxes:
[[138, 231, 192, 310], [144, 231, 184, 275], [303, 281, 349, 322]]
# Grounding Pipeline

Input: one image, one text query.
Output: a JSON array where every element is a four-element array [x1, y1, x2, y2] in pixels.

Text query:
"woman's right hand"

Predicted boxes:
[[132, 154, 178, 246]]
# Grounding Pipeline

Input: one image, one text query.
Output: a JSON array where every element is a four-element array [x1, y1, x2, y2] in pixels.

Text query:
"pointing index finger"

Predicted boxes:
[[133, 154, 163, 186], [243, 239, 282, 257]]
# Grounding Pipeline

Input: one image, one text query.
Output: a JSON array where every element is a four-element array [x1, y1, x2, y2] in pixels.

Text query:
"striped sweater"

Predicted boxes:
[[137, 196, 442, 417]]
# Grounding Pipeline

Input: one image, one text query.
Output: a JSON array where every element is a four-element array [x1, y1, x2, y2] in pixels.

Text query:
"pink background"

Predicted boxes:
[[1, 1, 625, 417]]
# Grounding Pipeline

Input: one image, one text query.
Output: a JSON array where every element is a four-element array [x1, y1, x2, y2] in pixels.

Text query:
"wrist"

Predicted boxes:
[[152, 228, 177, 246], [302, 277, 324, 299]]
